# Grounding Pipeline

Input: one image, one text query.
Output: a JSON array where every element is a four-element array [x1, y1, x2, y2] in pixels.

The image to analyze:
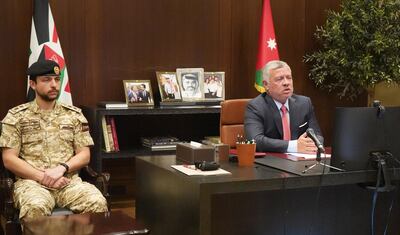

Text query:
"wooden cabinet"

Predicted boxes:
[[82, 105, 220, 174]]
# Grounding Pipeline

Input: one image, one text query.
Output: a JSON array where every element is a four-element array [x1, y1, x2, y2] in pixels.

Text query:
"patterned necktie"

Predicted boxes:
[[281, 105, 291, 141]]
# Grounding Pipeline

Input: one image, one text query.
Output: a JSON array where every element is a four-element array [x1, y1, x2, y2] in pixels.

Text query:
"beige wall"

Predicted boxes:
[[373, 83, 400, 107]]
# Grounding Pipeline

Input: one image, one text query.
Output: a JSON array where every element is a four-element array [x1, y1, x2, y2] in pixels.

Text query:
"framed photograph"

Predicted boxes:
[[203, 72, 225, 100], [123, 80, 154, 106], [176, 68, 204, 101], [156, 72, 182, 102]]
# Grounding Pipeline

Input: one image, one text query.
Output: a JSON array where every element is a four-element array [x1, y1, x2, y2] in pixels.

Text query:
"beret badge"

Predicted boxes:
[[54, 66, 60, 75]]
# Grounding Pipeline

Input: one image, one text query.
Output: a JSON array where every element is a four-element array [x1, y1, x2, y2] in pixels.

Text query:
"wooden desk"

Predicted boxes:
[[136, 155, 400, 235], [23, 211, 149, 235]]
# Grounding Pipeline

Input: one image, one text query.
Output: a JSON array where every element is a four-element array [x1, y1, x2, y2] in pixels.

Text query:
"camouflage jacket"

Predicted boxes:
[[0, 101, 94, 172]]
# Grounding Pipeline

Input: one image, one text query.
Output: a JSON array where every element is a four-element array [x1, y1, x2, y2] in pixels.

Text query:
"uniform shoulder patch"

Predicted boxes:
[[60, 103, 81, 113], [9, 103, 30, 114], [2, 112, 18, 125]]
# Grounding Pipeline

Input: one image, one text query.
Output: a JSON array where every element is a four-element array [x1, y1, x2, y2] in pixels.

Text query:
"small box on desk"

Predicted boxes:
[[176, 143, 215, 163]]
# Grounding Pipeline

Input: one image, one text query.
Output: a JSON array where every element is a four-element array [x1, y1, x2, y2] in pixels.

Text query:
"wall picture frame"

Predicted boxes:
[[156, 72, 182, 102], [203, 72, 225, 100], [123, 80, 154, 106], [176, 68, 204, 101]]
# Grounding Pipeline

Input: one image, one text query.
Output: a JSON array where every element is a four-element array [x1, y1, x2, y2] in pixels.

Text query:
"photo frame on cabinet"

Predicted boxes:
[[203, 72, 225, 100], [156, 72, 182, 102], [123, 80, 154, 106], [176, 68, 204, 101]]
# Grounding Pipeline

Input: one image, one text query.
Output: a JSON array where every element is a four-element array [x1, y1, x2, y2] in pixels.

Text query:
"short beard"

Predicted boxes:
[[37, 91, 59, 102]]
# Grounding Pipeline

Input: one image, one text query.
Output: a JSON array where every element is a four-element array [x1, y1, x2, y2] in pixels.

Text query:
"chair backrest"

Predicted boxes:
[[220, 99, 251, 148]]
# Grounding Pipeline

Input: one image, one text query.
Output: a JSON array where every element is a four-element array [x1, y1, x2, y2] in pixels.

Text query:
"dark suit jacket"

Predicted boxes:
[[244, 93, 323, 152], [139, 90, 150, 102]]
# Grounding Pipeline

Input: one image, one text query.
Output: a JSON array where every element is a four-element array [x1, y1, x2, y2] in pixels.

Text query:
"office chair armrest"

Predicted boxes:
[[80, 166, 110, 208], [0, 177, 16, 221]]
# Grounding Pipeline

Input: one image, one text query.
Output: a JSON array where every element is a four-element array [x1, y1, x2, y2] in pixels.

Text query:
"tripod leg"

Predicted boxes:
[[377, 159, 395, 192], [319, 163, 345, 172], [302, 163, 319, 174]]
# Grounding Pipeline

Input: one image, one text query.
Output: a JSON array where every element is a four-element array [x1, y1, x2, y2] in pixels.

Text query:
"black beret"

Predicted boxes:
[[27, 60, 61, 78]]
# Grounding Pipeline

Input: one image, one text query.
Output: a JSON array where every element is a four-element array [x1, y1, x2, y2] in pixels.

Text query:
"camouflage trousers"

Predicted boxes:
[[13, 176, 108, 220]]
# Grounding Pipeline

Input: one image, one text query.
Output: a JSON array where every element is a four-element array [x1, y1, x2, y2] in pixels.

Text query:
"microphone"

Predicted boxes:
[[372, 100, 385, 119], [306, 128, 325, 153]]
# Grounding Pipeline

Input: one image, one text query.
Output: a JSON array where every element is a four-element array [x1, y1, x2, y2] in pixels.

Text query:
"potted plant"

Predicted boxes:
[[304, 0, 400, 102]]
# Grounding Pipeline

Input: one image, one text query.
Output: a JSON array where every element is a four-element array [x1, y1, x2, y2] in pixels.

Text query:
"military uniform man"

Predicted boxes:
[[0, 60, 108, 220]]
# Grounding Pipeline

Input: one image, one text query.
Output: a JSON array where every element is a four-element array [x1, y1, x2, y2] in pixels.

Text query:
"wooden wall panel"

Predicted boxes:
[[0, 0, 367, 145], [230, 0, 261, 98], [271, 0, 306, 94], [100, 0, 228, 103], [218, 0, 233, 98], [0, 1, 32, 112], [83, 0, 105, 106], [51, 0, 89, 106]]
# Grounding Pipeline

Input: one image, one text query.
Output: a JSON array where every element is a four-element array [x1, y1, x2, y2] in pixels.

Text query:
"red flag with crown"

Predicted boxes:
[[28, 0, 72, 105], [254, 0, 280, 93]]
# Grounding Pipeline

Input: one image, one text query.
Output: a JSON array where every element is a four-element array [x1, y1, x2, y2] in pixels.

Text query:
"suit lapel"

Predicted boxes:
[[264, 95, 284, 138], [288, 96, 298, 139]]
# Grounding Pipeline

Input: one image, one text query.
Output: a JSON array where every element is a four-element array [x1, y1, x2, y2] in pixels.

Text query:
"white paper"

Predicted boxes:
[[189, 141, 203, 148], [286, 152, 331, 159], [171, 165, 231, 176]]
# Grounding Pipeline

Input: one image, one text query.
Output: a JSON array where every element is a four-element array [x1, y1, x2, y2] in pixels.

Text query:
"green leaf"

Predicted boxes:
[[304, 0, 400, 100]]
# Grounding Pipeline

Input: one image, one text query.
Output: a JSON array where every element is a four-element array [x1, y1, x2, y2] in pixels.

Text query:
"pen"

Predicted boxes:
[[236, 135, 255, 144]]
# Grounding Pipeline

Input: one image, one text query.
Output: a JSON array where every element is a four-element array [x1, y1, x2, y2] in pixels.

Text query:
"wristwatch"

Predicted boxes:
[[59, 163, 69, 174]]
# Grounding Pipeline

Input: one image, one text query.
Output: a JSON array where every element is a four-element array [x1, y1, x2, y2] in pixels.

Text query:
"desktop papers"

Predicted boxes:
[[171, 165, 231, 176], [285, 152, 331, 161]]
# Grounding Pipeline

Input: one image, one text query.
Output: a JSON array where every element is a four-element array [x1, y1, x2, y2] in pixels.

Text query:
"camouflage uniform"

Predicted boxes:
[[0, 101, 108, 219]]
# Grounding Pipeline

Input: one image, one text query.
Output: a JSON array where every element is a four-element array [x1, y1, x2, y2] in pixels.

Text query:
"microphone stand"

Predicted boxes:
[[302, 148, 344, 174], [364, 151, 396, 192]]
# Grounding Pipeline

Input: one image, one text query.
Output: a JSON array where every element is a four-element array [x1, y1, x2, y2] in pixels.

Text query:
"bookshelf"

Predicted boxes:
[[82, 106, 221, 173]]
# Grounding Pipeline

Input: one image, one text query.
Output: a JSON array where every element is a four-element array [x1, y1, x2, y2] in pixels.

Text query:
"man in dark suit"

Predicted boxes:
[[138, 84, 150, 103], [244, 60, 323, 153]]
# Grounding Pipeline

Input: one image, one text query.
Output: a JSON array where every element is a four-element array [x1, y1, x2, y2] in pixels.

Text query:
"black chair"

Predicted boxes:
[[0, 123, 110, 235]]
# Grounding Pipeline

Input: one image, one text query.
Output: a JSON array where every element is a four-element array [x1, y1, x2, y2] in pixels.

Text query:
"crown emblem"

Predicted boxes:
[[54, 66, 60, 75]]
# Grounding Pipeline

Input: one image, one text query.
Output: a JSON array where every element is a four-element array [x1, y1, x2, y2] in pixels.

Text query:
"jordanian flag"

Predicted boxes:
[[254, 0, 280, 93], [28, 0, 72, 105]]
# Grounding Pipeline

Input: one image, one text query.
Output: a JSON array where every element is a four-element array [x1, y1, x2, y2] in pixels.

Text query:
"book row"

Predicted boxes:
[[101, 116, 120, 153]]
